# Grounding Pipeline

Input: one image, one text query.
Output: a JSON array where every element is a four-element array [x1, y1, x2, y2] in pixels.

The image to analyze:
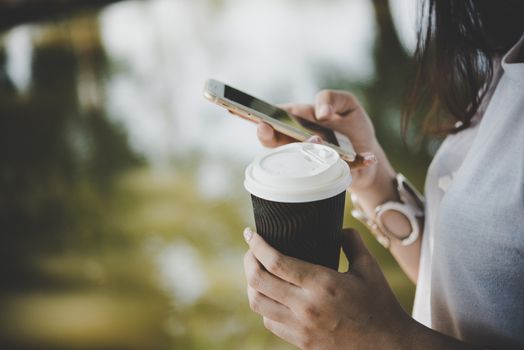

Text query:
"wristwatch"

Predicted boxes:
[[350, 173, 424, 248]]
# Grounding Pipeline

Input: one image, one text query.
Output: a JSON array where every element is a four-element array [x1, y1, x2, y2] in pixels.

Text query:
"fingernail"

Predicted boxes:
[[243, 227, 254, 243], [360, 152, 377, 165], [316, 104, 331, 120], [305, 135, 323, 144]]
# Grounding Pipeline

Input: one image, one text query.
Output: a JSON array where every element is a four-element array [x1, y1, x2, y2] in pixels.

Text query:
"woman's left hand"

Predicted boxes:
[[242, 227, 415, 350]]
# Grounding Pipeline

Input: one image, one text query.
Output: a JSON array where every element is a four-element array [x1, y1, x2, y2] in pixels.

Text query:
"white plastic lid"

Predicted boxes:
[[244, 143, 352, 203]]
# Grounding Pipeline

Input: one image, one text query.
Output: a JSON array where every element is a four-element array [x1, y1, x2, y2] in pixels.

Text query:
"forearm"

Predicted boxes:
[[404, 321, 483, 350], [350, 142, 422, 283]]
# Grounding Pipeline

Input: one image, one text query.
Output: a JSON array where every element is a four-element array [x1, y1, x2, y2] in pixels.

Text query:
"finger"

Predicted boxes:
[[256, 122, 277, 147], [262, 317, 302, 348], [276, 103, 295, 113], [340, 228, 376, 274], [347, 152, 378, 170], [278, 103, 315, 119], [244, 228, 318, 287], [247, 286, 294, 323], [304, 135, 324, 144], [315, 90, 360, 121], [279, 104, 337, 141], [244, 250, 300, 306], [287, 104, 316, 121], [278, 103, 320, 125], [257, 122, 295, 148]]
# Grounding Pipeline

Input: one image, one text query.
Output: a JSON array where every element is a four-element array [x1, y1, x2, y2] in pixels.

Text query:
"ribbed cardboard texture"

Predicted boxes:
[[251, 191, 346, 270]]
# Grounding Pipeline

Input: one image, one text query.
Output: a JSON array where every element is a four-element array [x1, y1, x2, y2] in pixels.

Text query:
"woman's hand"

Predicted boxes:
[[242, 227, 481, 350], [256, 90, 425, 283], [259, 90, 375, 151], [257, 90, 386, 189], [242, 227, 414, 350]]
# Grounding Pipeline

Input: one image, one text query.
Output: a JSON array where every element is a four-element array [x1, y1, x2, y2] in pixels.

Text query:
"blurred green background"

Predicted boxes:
[[0, 0, 433, 349]]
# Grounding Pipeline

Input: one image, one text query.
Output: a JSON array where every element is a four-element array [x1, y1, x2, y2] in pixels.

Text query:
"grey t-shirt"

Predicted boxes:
[[412, 34, 524, 349]]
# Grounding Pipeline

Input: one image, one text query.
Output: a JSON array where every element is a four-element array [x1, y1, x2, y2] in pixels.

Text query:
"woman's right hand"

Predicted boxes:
[[257, 90, 389, 190], [258, 90, 421, 281]]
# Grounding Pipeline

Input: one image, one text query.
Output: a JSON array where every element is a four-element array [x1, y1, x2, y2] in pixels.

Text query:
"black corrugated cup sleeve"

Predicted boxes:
[[251, 191, 346, 270]]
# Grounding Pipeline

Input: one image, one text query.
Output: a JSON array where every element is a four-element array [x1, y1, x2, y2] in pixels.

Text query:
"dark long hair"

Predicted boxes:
[[403, 0, 524, 136]]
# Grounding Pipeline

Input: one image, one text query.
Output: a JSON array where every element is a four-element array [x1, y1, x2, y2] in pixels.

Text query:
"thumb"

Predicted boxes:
[[315, 90, 360, 121], [341, 228, 375, 272]]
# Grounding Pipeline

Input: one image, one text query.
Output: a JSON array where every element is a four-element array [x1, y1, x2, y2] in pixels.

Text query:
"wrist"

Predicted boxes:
[[351, 172, 424, 249], [350, 142, 399, 211], [397, 317, 424, 350], [403, 320, 481, 350]]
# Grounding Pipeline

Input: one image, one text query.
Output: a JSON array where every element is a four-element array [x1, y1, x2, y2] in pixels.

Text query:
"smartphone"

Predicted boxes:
[[203, 79, 356, 163]]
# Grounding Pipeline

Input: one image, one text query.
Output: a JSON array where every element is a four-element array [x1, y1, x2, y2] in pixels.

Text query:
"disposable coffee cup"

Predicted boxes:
[[244, 142, 352, 270]]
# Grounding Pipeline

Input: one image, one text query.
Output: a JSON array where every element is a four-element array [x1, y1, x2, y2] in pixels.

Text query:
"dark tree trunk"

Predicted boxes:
[[0, 0, 128, 31]]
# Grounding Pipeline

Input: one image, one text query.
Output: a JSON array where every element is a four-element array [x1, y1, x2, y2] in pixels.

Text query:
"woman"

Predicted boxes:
[[242, 1, 524, 349]]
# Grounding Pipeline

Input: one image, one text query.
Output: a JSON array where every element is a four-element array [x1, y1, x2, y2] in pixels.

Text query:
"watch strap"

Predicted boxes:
[[350, 173, 425, 248]]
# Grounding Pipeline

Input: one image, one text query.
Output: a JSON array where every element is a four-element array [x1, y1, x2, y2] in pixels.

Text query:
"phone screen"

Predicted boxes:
[[223, 85, 338, 144], [224, 85, 292, 122]]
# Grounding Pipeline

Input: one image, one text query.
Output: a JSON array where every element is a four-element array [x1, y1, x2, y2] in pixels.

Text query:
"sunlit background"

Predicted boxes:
[[0, 0, 433, 349]]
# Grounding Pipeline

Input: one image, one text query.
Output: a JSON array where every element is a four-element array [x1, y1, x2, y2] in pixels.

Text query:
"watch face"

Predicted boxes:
[[379, 209, 412, 240]]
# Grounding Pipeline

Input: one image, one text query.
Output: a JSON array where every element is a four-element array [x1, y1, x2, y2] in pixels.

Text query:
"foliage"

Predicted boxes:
[[1, 1, 432, 348]]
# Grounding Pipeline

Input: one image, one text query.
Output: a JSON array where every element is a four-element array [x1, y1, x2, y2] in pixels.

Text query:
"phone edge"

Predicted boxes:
[[203, 79, 356, 162]]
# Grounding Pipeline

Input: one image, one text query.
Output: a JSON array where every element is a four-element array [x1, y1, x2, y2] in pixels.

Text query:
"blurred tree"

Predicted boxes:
[[0, 19, 141, 266], [0, 14, 170, 350], [0, 0, 126, 30], [0, 1, 436, 348]]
